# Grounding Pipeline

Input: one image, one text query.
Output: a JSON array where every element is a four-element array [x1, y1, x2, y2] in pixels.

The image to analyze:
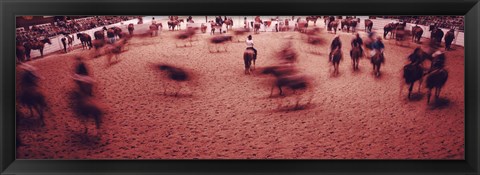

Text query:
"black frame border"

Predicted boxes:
[[1, 0, 479, 174]]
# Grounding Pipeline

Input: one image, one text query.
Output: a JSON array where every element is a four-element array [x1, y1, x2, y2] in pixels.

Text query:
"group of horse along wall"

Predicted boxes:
[[27, 16, 464, 59]]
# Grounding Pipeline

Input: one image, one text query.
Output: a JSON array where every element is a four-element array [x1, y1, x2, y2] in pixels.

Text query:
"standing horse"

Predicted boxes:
[[16, 42, 26, 62], [128, 23, 134, 35], [412, 26, 423, 43], [444, 29, 455, 50], [341, 19, 350, 32], [403, 63, 425, 99], [329, 21, 339, 34], [149, 24, 159, 37], [223, 18, 234, 31], [364, 19, 373, 32], [425, 68, 448, 104], [348, 20, 358, 33], [430, 28, 444, 47], [243, 49, 254, 74], [330, 48, 342, 75], [94, 30, 105, 40], [168, 20, 183, 31], [210, 21, 223, 35], [76, 33, 92, 50], [383, 23, 397, 39], [23, 38, 52, 59], [350, 46, 362, 70], [370, 51, 384, 77], [253, 22, 262, 34], [306, 16, 319, 26], [66, 35, 74, 50]]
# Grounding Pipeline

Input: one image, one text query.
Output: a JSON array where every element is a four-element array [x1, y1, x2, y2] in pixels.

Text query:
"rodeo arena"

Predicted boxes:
[[16, 16, 464, 159]]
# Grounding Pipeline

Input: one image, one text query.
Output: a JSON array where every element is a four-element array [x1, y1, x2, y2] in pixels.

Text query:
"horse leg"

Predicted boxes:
[[29, 106, 34, 118], [408, 83, 414, 99], [418, 78, 423, 92], [278, 85, 284, 96], [435, 87, 441, 101], [35, 105, 45, 126], [269, 85, 275, 97], [427, 88, 432, 104]]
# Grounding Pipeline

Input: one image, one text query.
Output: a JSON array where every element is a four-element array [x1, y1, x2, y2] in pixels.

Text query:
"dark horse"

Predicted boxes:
[[350, 46, 362, 70], [370, 51, 384, 77], [364, 19, 373, 32], [69, 90, 103, 134], [76, 33, 92, 50], [444, 29, 455, 50], [403, 63, 425, 99], [23, 38, 52, 59], [411, 26, 423, 43], [128, 23, 135, 36], [94, 30, 105, 40], [383, 23, 397, 39], [330, 48, 342, 75], [16, 42, 26, 62], [243, 49, 255, 74], [168, 19, 184, 31], [430, 28, 444, 47], [18, 65, 48, 126], [425, 68, 448, 104]]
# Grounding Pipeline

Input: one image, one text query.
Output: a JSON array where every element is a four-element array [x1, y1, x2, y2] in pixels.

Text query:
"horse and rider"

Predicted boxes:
[[243, 35, 258, 74]]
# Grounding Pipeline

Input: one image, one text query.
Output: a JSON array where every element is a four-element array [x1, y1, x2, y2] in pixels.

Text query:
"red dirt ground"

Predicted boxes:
[[16, 18, 464, 160]]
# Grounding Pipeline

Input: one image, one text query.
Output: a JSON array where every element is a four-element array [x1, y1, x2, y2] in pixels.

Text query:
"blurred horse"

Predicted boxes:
[[243, 49, 255, 74], [412, 26, 423, 43], [425, 68, 448, 104], [370, 51, 385, 77], [403, 63, 425, 99], [350, 46, 362, 70], [329, 48, 342, 75], [17, 64, 48, 126], [209, 35, 232, 52]]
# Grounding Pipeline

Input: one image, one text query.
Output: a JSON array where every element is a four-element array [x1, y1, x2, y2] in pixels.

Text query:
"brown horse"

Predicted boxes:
[[425, 68, 448, 104], [23, 38, 52, 59], [364, 19, 373, 32], [306, 16, 320, 26], [69, 90, 103, 134], [16, 42, 26, 62], [412, 26, 423, 43], [223, 18, 234, 31], [329, 21, 339, 34], [94, 30, 105, 40], [403, 63, 425, 99], [348, 20, 358, 33], [350, 46, 362, 70], [168, 19, 183, 31], [243, 49, 254, 74], [209, 35, 232, 52], [444, 29, 455, 50], [76, 33, 92, 50], [254, 22, 262, 34], [371, 51, 385, 77], [149, 24, 159, 37], [330, 48, 342, 75], [210, 21, 223, 35], [18, 66, 48, 126], [128, 23, 134, 35], [383, 23, 397, 39], [66, 35, 74, 50]]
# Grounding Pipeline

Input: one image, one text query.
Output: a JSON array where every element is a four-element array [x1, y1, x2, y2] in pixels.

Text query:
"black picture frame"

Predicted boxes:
[[1, 0, 479, 174]]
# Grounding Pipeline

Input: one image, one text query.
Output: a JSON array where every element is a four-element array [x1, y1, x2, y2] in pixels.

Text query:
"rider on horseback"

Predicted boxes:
[[351, 33, 363, 56], [246, 35, 257, 60], [408, 47, 425, 65], [329, 35, 342, 61], [371, 36, 385, 59], [428, 51, 446, 73]]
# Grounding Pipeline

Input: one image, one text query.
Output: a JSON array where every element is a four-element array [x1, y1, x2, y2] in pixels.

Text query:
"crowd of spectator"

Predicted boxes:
[[16, 16, 137, 43], [379, 16, 464, 31]]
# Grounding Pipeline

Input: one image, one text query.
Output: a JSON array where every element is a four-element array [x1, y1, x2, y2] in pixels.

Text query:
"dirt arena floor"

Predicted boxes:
[[16, 18, 464, 159]]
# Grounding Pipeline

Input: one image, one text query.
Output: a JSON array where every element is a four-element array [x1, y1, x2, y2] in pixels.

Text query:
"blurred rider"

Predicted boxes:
[[329, 35, 342, 60], [246, 35, 257, 60]]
